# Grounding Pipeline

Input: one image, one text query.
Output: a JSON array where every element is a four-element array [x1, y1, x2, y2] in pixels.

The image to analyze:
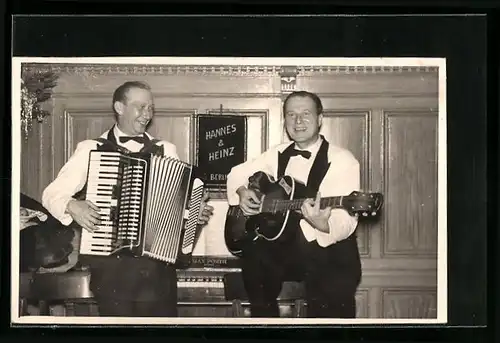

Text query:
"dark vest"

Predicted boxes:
[[277, 135, 331, 192], [73, 129, 164, 201]]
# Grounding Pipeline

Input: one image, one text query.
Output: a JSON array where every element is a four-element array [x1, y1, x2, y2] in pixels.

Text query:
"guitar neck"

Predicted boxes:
[[271, 196, 344, 212]]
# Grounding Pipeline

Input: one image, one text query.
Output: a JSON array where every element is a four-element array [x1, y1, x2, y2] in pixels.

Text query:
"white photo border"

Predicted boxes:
[[11, 56, 447, 326]]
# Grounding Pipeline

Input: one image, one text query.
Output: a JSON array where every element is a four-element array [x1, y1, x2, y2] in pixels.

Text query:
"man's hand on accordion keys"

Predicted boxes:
[[197, 191, 214, 226], [66, 199, 101, 232]]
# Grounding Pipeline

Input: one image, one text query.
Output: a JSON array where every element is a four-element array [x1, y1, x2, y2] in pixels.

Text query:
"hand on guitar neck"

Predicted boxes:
[[300, 191, 334, 233]]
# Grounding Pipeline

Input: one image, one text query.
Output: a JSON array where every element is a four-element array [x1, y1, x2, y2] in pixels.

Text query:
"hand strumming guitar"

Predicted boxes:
[[236, 186, 261, 216], [301, 192, 332, 233], [66, 199, 101, 233]]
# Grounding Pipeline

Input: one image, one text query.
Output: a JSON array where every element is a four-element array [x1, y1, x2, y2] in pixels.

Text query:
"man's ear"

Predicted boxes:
[[113, 101, 124, 116], [318, 113, 323, 127]]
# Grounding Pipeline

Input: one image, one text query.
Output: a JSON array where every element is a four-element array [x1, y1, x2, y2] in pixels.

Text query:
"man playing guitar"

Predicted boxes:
[[226, 91, 362, 318]]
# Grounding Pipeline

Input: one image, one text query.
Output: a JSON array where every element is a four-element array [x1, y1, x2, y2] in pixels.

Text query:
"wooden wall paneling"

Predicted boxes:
[[382, 288, 438, 319], [20, 123, 42, 200], [147, 109, 196, 163], [382, 110, 439, 258], [365, 109, 385, 260], [361, 267, 437, 288], [319, 110, 371, 256], [297, 71, 439, 97], [355, 288, 370, 318], [367, 287, 382, 318], [39, 117, 53, 202], [52, 73, 281, 97], [51, 99, 70, 184], [64, 109, 116, 159], [19, 103, 55, 202]]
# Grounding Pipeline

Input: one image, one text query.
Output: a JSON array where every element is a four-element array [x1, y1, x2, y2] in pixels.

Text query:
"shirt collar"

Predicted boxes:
[[294, 135, 323, 158], [113, 124, 132, 140], [113, 124, 151, 140]]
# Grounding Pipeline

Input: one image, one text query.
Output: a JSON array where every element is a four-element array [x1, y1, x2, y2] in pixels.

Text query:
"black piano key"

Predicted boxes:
[[112, 184, 120, 198], [110, 207, 118, 222]]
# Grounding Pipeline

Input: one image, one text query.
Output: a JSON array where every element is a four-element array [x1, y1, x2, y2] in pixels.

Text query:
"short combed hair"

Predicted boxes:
[[283, 91, 324, 115], [112, 81, 152, 114]]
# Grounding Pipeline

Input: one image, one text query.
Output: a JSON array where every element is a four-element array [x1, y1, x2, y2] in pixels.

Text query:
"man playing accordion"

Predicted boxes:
[[42, 81, 214, 317]]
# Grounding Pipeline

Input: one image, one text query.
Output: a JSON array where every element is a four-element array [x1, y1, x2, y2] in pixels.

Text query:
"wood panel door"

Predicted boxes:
[[316, 101, 439, 318], [64, 109, 195, 162]]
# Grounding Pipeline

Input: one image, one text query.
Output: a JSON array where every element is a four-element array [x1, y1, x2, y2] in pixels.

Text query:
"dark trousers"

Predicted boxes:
[[81, 254, 178, 317], [241, 232, 361, 318]]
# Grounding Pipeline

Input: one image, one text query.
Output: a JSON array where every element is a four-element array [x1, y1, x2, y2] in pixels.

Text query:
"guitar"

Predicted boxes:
[[224, 171, 384, 257]]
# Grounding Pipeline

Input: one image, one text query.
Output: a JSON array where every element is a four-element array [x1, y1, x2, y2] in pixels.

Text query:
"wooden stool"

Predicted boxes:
[[223, 272, 306, 317], [28, 266, 95, 316]]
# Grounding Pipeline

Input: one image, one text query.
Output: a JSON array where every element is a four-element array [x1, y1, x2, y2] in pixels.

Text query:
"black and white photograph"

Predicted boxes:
[[11, 56, 447, 325]]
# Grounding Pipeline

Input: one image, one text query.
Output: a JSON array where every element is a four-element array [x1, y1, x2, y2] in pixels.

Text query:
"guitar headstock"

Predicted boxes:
[[344, 191, 384, 217]]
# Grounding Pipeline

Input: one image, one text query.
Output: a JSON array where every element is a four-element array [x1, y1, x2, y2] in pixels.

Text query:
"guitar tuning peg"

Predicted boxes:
[[362, 212, 368, 217], [371, 212, 377, 216]]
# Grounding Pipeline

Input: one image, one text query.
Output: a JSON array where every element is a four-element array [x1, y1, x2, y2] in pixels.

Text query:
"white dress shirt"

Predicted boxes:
[[226, 136, 360, 247], [42, 125, 179, 226]]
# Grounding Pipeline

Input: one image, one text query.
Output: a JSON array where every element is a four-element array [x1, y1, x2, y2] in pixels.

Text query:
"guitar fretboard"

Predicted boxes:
[[265, 196, 344, 212]]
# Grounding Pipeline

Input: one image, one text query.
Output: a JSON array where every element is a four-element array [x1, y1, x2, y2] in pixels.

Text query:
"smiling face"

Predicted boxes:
[[114, 87, 155, 136], [284, 95, 322, 148]]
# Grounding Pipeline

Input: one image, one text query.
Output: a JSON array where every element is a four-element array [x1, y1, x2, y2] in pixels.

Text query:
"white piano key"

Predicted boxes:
[[88, 166, 119, 173], [88, 179, 118, 186]]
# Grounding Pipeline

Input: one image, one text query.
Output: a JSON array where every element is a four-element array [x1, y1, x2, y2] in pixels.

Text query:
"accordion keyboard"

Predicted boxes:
[[80, 152, 122, 255]]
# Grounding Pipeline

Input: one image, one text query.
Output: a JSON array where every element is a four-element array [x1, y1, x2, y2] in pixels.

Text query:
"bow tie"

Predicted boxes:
[[288, 148, 311, 159], [119, 135, 147, 144]]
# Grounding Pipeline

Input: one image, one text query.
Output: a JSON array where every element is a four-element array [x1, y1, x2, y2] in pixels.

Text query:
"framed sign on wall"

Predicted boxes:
[[195, 113, 247, 198]]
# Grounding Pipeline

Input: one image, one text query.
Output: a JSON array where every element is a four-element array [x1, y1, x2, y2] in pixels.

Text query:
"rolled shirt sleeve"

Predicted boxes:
[[300, 151, 361, 247], [226, 146, 281, 206], [158, 141, 180, 159], [42, 140, 98, 226]]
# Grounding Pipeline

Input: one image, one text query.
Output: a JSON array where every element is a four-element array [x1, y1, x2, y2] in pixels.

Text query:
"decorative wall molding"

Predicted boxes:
[[279, 66, 298, 93], [381, 288, 437, 319], [51, 92, 438, 99], [381, 110, 439, 258], [22, 63, 440, 77]]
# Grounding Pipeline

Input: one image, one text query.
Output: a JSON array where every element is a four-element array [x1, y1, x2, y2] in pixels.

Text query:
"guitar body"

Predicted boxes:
[[224, 172, 384, 257], [224, 171, 311, 257]]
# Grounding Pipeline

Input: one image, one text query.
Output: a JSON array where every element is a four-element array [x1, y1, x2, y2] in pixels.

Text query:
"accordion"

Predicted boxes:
[[79, 150, 205, 266]]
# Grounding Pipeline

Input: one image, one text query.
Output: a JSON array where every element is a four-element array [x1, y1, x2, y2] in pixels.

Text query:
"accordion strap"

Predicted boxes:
[[94, 137, 131, 154]]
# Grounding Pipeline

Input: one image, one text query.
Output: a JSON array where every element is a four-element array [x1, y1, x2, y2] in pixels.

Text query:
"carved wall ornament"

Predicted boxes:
[[21, 63, 439, 77], [279, 66, 298, 93]]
